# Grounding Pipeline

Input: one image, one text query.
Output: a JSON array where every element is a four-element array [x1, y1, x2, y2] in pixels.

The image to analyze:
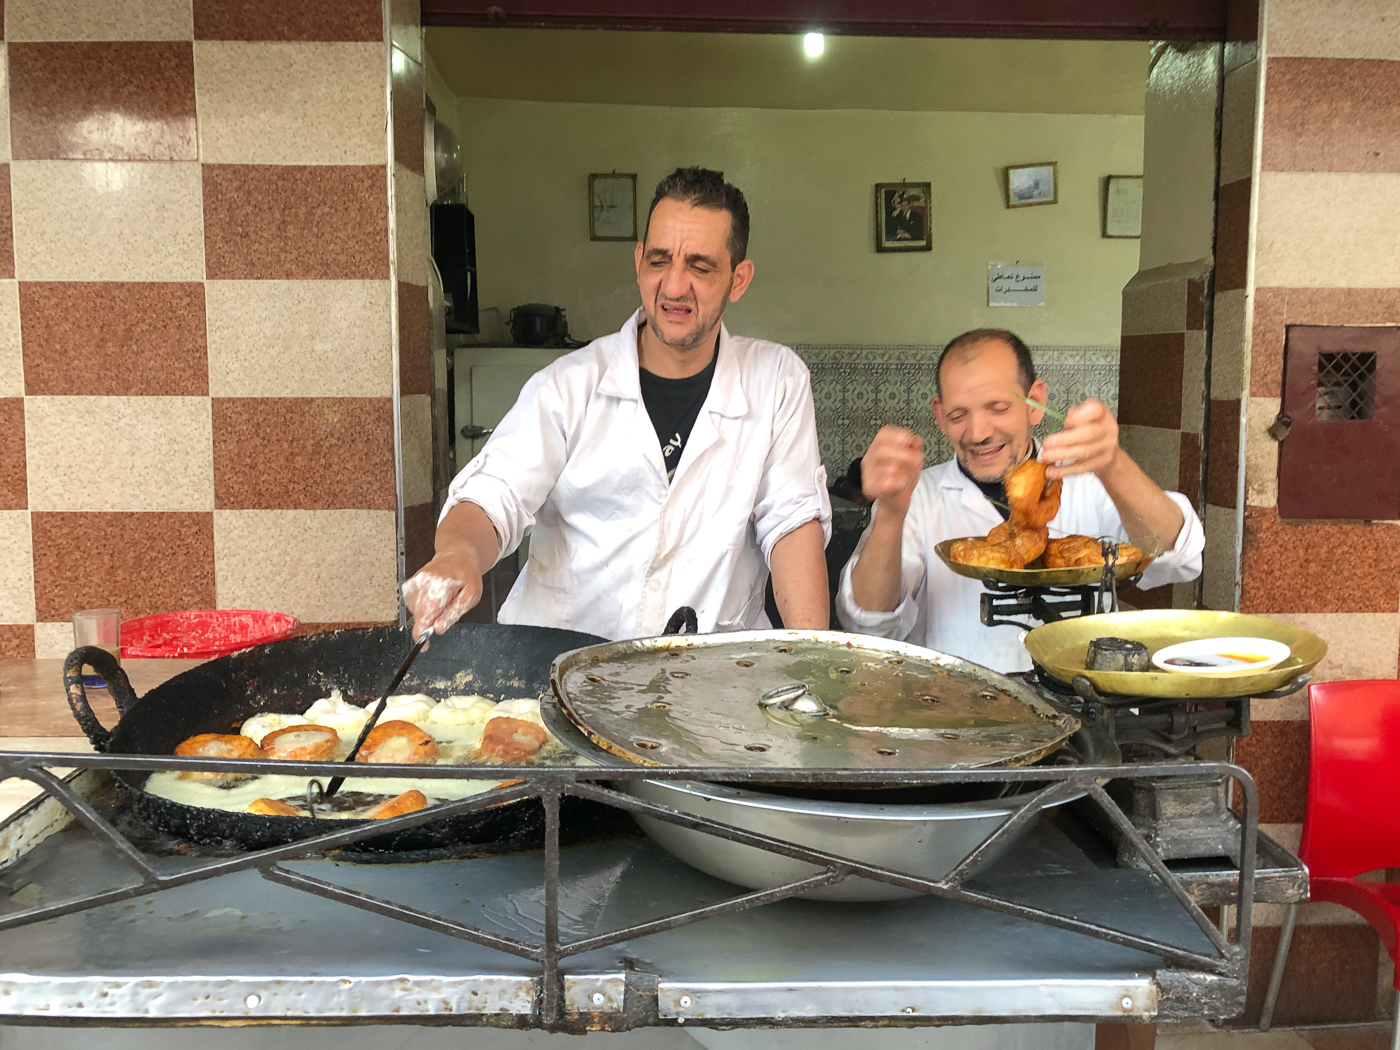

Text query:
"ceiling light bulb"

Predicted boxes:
[[803, 32, 825, 58]]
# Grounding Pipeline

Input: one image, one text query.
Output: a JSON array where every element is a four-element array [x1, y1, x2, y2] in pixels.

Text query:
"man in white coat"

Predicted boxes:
[[404, 168, 831, 641], [836, 328, 1203, 672]]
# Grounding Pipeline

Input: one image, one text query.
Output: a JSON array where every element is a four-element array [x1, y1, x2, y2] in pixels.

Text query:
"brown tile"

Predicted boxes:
[[1178, 429, 1202, 510], [392, 51, 424, 175], [1206, 398, 1241, 509], [20, 282, 207, 396], [1235, 718, 1309, 825], [1243, 924, 1379, 1026], [1240, 506, 1400, 613], [1225, 0, 1258, 42], [0, 625, 36, 660], [1250, 287, 1287, 398], [288, 620, 396, 637], [1118, 333, 1184, 430], [203, 165, 389, 280], [211, 397, 396, 510], [9, 43, 197, 162], [0, 398, 24, 509], [1216, 177, 1252, 292], [0, 166, 11, 281], [398, 281, 431, 396], [404, 500, 436, 578], [1186, 276, 1206, 331], [1263, 58, 1400, 173], [1303, 1024, 1396, 1049], [193, 0, 382, 41], [31, 511, 215, 622], [1283, 286, 1400, 326]]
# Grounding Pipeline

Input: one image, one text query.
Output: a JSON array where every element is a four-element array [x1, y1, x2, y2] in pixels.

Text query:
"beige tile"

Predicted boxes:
[[1201, 502, 1240, 611], [206, 280, 393, 397], [1181, 329, 1207, 435], [1256, 171, 1400, 288], [400, 393, 433, 506], [1219, 62, 1258, 188], [6, 0, 193, 41], [391, 0, 422, 65], [194, 42, 387, 165], [1212, 288, 1248, 401], [1244, 396, 1280, 508], [1156, 1029, 1310, 1049], [1253, 692, 1307, 720], [1120, 424, 1181, 492], [1171, 581, 1196, 608], [32, 621, 72, 660], [1120, 270, 1186, 336], [394, 164, 430, 286], [1266, 0, 1400, 60], [1253, 901, 1369, 927], [11, 161, 204, 281], [25, 396, 213, 512], [0, 511, 35, 622], [1263, 611, 1400, 684], [1261, 822, 1302, 852], [0, 282, 21, 396], [213, 509, 398, 622]]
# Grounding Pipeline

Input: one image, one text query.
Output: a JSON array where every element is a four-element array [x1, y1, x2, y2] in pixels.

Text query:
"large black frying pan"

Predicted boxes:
[[63, 623, 612, 854]]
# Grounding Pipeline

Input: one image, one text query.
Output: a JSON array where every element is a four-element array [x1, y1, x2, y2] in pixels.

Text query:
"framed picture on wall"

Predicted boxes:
[[875, 182, 933, 252], [1005, 162, 1058, 208], [1103, 175, 1143, 238], [589, 173, 637, 241]]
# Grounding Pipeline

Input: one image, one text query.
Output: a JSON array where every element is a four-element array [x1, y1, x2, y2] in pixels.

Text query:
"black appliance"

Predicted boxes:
[[430, 203, 478, 334], [508, 303, 571, 347]]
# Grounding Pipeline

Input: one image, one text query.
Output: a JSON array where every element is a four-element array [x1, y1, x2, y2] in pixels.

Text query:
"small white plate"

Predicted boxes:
[[1152, 637, 1291, 675]]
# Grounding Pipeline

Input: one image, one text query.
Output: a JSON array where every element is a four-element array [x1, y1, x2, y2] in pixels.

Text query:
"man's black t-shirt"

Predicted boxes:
[[957, 456, 1010, 520], [639, 348, 719, 482]]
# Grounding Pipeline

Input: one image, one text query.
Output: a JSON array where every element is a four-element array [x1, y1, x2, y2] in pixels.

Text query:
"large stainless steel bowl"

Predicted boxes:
[[623, 778, 1070, 902]]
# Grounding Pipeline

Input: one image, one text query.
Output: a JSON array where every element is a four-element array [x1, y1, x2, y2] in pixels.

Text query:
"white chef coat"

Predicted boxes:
[[835, 458, 1204, 673], [441, 310, 831, 641]]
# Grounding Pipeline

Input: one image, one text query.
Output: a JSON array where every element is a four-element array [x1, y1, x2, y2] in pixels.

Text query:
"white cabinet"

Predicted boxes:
[[451, 345, 570, 470]]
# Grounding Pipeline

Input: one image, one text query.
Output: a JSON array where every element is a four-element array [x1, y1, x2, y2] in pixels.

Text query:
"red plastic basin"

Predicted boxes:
[[121, 610, 299, 659]]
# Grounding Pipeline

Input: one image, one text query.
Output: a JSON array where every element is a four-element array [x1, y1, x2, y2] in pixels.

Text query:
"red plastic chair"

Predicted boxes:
[[1259, 680, 1400, 1044]]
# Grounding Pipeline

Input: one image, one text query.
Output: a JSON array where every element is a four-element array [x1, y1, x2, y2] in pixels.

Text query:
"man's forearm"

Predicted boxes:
[[770, 520, 829, 629], [435, 501, 502, 575], [848, 503, 906, 612], [1097, 450, 1186, 555]]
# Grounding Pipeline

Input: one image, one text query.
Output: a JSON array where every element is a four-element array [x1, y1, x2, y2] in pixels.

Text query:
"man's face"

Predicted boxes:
[[634, 198, 753, 352], [931, 340, 1048, 483]]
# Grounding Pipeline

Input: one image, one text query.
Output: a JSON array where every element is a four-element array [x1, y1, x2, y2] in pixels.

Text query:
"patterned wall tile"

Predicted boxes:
[[0, 164, 13, 279], [1248, 287, 1286, 398], [1256, 171, 1400, 288], [0, 624, 35, 659], [1118, 332, 1184, 430], [31, 621, 75, 660], [193, 0, 382, 43], [5, 0, 193, 42], [398, 280, 431, 396], [31, 511, 215, 621], [0, 281, 17, 395], [1263, 611, 1400, 683], [212, 509, 398, 622], [1241, 506, 1400, 614], [1179, 430, 1202, 510], [0, 510, 35, 622], [194, 42, 386, 165], [9, 42, 196, 161], [19, 281, 207, 396], [203, 164, 388, 280], [1267, 0, 1400, 62], [1206, 398, 1240, 508], [11, 160, 203, 280], [1235, 717, 1309, 824], [1201, 502, 1239, 611], [1263, 58, 1400, 174], [205, 280, 392, 397], [211, 397, 396, 510], [1243, 396, 1280, 508], [26, 395, 213, 512], [400, 393, 432, 507], [1119, 424, 1180, 492], [1244, 924, 1380, 1026], [1181, 329, 1207, 435], [0, 396, 24, 508], [394, 164, 429, 286]]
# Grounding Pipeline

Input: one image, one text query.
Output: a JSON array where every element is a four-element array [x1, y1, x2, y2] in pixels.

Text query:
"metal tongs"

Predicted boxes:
[[309, 630, 431, 807]]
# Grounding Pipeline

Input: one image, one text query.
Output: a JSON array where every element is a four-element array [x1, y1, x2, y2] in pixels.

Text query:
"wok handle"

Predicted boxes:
[[663, 606, 698, 635], [62, 646, 139, 751]]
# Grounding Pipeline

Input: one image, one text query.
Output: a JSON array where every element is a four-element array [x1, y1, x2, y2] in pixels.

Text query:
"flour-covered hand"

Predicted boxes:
[[401, 549, 485, 644]]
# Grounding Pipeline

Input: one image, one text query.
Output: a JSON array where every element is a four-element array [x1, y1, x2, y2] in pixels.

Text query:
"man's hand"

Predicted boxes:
[[1040, 399, 1120, 479], [861, 425, 924, 516], [402, 548, 485, 640]]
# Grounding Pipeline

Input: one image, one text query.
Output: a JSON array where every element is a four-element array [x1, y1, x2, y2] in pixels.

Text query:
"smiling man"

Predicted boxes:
[[404, 168, 831, 641], [835, 328, 1203, 671]]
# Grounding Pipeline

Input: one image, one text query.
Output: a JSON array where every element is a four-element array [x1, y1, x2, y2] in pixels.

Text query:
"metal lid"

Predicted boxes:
[[550, 630, 1078, 770]]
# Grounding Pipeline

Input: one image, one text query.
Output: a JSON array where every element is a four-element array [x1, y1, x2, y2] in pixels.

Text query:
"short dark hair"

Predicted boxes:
[[935, 328, 1036, 396], [644, 167, 750, 267]]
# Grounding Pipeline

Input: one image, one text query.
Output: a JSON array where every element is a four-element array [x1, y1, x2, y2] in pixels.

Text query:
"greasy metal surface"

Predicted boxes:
[[552, 630, 1079, 770], [935, 537, 1147, 587], [1025, 611, 1328, 698]]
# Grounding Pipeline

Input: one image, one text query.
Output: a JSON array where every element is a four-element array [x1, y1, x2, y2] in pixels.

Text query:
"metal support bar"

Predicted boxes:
[[1258, 901, 1297, 1031]]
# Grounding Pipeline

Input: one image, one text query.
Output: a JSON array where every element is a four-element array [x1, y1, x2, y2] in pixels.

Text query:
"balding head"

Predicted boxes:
[[935, 328, 1036, 396]]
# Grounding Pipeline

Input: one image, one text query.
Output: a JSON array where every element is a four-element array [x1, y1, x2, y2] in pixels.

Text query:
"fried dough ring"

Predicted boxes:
[[474, 717, 551, 764], [174, 733, 263, 784], [260, 724, 340, 762], [356, 720, 440, 764], [1043, 536, 1147, 569], [1004, 459, 1062, 530], [248, 797, 302, 817], [986, 521, 1048, 566], [364, 789, 428, 819], [948, 539, 1022, 571]]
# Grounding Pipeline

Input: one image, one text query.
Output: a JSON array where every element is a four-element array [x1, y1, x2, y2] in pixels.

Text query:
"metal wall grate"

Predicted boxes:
[[1315, 351, 1377, 421]]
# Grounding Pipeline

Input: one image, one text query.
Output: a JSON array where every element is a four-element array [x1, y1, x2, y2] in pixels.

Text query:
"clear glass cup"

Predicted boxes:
[[73, 609, 122, 689]]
